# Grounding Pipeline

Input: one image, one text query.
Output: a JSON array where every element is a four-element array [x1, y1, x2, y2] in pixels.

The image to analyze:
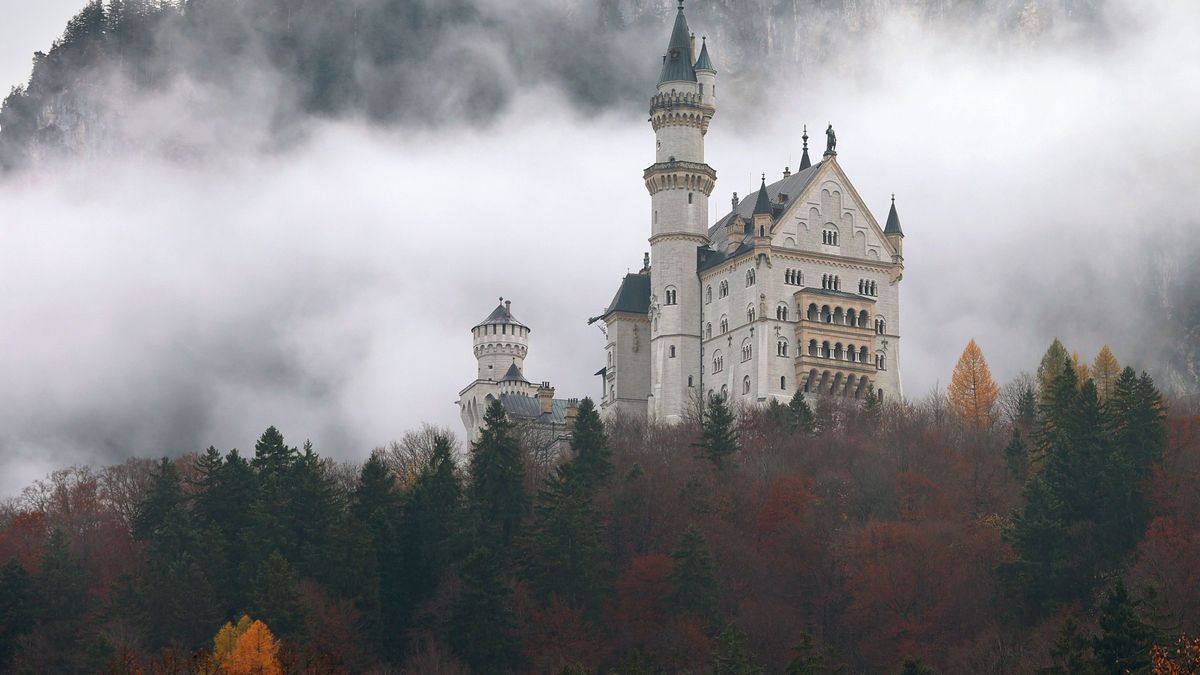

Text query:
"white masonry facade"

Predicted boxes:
[[594, 2, 906, 424]]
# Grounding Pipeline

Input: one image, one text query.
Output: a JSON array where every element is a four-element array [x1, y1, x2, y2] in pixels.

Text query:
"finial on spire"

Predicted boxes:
[[798, 124, 812, 170], [802, 124, 808, 148], [761, 173, 766, 184], [678, 0, 684, 9], [891, 193, 895, 204]]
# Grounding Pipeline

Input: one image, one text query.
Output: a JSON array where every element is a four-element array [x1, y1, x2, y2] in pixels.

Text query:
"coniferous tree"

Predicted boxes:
[[785, 631, 844, 674], [999, 477, 1071, 618], [569, 398, 613, 490], [249, 551, 308, 642], [712, 624, 764, 675], [1037, 339, 1071, 406], [0, 559, 33, 670], [1015, 383, 1038, 432], [948, 338, 1000, 427], [1092, 579, 1156, 674], [468, 400, 527, 553], [863, 387, 882, 420], [289, 440, 342, 581], [35, 529, 87, 672], [1041, 617, 1093, 675], [788, 390, 817, 433], [696, 393, 738, 469], [1092, 346, 1121, 402], [524, 469, 610, 615], [351, 452, 399, 652], [668, 525, 719, 622], [1003, 428, 1029, 479], [449, 546, 520, 673]]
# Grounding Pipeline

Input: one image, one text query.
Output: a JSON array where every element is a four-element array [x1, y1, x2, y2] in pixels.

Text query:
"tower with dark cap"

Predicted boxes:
[[644, 0, 718, 422]]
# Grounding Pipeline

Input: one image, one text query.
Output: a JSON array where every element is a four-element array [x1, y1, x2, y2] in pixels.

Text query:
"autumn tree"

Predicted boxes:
[[222, 619, 283, 675], [696, 394, 739, 469], [948, 339, 1000, 428], [1092, 345, 1121, 402], [1071, 351, 1091, 386]]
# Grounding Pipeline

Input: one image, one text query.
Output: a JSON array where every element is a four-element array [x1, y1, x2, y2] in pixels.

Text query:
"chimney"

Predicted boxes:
[[537, 382, 555, 415], [505, 299, 512, 314], [566, 398, 580, 430]]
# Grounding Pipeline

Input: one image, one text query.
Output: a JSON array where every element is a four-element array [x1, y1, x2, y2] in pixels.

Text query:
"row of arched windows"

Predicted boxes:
[[776, 305, 789, 321], [712, 352, 725, 373], [875, 318, 887, 335], [807, 339, 871, 364], [777, 339, 789, 356], [741, 342, 752, 361], [858, 279, 878, 296], [821, 274, 841, 291], [805, 303, 873, 329], [822, 229, 840, 246], [784, 268, 803, 285]]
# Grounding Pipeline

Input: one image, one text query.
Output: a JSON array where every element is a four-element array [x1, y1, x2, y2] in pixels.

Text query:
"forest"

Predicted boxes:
[[0, 338, 1198, 674]]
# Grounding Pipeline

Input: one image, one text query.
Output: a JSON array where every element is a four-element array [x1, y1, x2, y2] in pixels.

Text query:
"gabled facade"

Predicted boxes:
[[595, 3, 906, 422]]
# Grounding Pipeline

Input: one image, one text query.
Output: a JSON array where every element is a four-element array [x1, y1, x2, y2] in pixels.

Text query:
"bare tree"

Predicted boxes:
[[377, 423, 461, 489], [997, 371, 1036, 427]]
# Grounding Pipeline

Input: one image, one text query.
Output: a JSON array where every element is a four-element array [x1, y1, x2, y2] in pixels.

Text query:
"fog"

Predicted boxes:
[[1, 0, 1198, 496]]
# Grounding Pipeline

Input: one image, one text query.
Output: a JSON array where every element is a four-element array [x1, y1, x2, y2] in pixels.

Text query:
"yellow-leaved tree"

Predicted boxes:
[[212, 615, 253, 666], [949, 339, 1001, 428], [1071, 351, 1090, 387], [1092, 345, 1121, 402], [223, 619, 282, 675]]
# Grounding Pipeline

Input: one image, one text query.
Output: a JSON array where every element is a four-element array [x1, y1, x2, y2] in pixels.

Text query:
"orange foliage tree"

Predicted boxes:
[[209, 616, 282, 675], [948, 339, 1000, 427], [1152, 635, 1200, 674], [1092, 345, 1121, 401]]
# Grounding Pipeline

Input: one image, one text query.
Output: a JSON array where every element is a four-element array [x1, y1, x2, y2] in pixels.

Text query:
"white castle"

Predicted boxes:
[[460, 1, 905, 437]]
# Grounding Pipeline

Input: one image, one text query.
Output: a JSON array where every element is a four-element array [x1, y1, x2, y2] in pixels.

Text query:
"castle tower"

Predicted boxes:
[[471, 297, 530, 386], [644, 0, 717, 423]]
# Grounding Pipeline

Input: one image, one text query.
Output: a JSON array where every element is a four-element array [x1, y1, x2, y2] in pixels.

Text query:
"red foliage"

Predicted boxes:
[[755, 473, 815, 559], [609, 554, 674, 655], [517, 593, 609, 673], [0, 510, 48, 570]]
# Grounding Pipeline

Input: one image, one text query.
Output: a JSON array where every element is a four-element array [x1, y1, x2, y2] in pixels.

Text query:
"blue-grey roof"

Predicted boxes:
[[706, 161, 824, 252], [499, 393, 571, 425], [658, 7, 696, 85], [798, 146, 812, 170], [752, 177, 772, 215], [884, 198, 904, 236], [477, 302, 527, 328], [603, 273, 651, 318], [500, 362, 529, 383], [694, 39, 715, 72]]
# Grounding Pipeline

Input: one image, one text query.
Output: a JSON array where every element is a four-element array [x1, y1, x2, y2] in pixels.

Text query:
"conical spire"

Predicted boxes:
[[753, 174, 772, 215], [658, 1, 697, 85], [798, 125, 812, 170], [884, 194, 904, 236], [694, 36, 715, 72]]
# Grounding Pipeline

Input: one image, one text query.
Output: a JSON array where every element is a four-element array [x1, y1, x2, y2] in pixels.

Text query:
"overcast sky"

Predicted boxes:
[[1, 0, 1198, 497], [0, 0, 80, 92]]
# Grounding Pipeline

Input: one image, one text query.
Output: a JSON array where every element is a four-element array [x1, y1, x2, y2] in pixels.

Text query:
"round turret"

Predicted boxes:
[[472, 297, 530, 382]]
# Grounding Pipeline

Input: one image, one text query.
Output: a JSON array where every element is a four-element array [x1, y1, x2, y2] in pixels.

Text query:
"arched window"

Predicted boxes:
[[688, 375, 694, 387], [834, 343, 844, 360], [847, 344, 857, 362], [705, 286, 712, 303], [743, 376, 752, 395], [741, 339, 752, 362], [878, 354, 887, 370], [713, 351, 724, 373], [808, 339, 818, 356], [834, 276, 841, 290], [876, 318, 886, 335], [746, 269, 756, 286], [780, 376, 787, 390], [719, 280, 729, 298], [821, 341, 831, 358], [871, 281, 877, 295], [807, 303, 819, 321], [669, 345, 676, 358], [664, 287, 677, 305], [860, 346, 869, 362], [777, 339, 789, 356], [847, 308, 857, 326], [688, 192, 694, 204], [747, 305, 756, 323], [776, 304, 789, 321], [720, 316, 728, 334], [821, 274, 828, 289], [821, 305, 832, 323], [705, 323, 712, 340]]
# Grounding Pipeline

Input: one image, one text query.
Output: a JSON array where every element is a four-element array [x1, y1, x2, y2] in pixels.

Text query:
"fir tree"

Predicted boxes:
[[1042, 617, 1093, 675], [449, 546, 520, 673], [1037, 338, 1071, 405], [696, 393, 738, 469], [668, 525, 719, 622], [288, 440, 342, 581], [468, 399, 527, 553], [863, 387, 882, 419], [249, 551, 308, 642], [523, 466, 610, 615], [35, 529, 87, 672], [0, 559, 33, 670], [568, 397, 613, 490], [1015, 382, 1038, 432], [712, 624, 764, 675], [999, 477, 1071, 618], [252, 426, 295, 478], [788, 390, 817, 433], [1003, 428, 1029, 479], [1092, 579, 1156, 674]]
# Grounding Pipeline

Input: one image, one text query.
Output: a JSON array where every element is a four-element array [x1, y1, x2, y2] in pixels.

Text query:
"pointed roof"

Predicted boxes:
[[884, 195, 904, 236], [694, 37, 715, 72], [500, 362, 529, 383], [798, 125, 812, 170], [658, 3, 697, 85], [476, 299, 527, 328], [752, 175, 772, 215], [602, 273, 651, 319]]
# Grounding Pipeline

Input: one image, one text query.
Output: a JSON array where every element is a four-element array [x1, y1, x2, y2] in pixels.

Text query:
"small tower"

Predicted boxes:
[[884, 194, 905, 259], [471, 298, 530, 383]]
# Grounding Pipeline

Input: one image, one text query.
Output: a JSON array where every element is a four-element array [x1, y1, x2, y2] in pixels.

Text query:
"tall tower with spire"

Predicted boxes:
[[644, 1, 717, 422]]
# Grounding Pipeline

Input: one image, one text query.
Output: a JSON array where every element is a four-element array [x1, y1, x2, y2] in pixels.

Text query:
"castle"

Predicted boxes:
[[460, 1, 904, 437]]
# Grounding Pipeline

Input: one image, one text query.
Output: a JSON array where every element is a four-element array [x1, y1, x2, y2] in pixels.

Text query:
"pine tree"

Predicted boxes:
[[785, 631, 843, 674], [468, 400, 527, 553], [568, 397, 613, 490], [1003, 428, 1028, 479], [1071, 351, 1091, 387], [712, 624, 764, 675], [948, 339, 1000, 428], [34, 529, 87, 671], [523, 467, 610, 615], [1042, 617, 1093, 675], [288, 440, 342, 581], [696, 393, 738, 469], [668, 525, 719, 622], [999, 477, 1071, 618], [788, 390, 817, 433], [0, 559, 33, 670], [1015, 383, 1038, 432], [249, 551, 308, 642], [133, 457, 185, 542], [252, 426, 295, 478], [1092, 346, 1121, 402], [449, 546, 520, 672], [1092, 579, 1156, 674], [863, 387, 882, 420], [1037, 339, 1070, 406]]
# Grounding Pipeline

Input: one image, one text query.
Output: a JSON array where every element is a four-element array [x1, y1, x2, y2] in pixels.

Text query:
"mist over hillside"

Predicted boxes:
[[0, 0, 1197, 496]]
